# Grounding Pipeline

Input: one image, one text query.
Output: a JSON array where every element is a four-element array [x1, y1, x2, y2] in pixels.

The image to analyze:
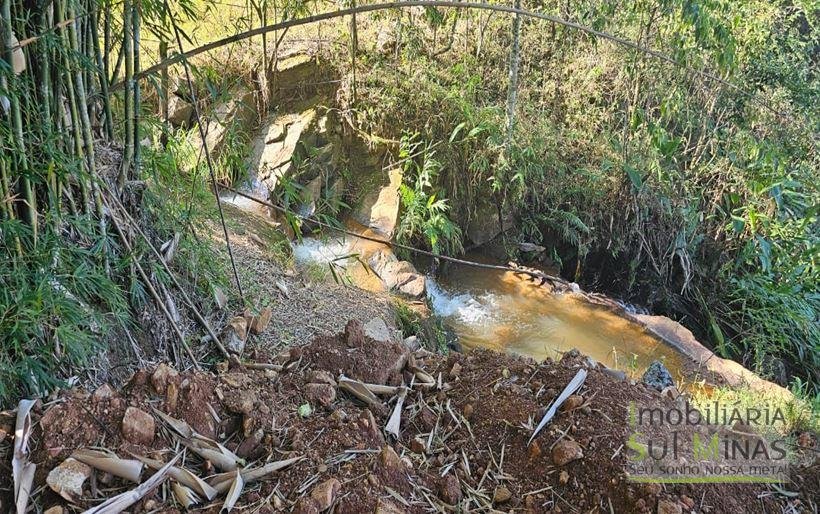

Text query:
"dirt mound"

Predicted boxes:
[[1, 320, 815, 513]]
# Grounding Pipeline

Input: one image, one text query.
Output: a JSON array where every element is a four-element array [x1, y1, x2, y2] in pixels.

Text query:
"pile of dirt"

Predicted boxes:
[[0, 320, 815, 513]]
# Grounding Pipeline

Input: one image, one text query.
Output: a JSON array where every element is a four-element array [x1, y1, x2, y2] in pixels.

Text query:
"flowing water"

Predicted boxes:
[[222, 174, 683, 377], [289, 227, 683, 377], [427, 255, 683, 375]]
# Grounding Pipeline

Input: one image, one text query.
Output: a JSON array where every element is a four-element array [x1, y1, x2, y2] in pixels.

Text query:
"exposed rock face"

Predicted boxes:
[[642, 360, 675, 391], [367, 249, 426, 298], [248, 107, 317, 193], [465, 200, 515, 246], [632, 313, 794, 399], [189, 86, 257, 164], [167, 94, 194, 127], [352, 168, 402, 238]]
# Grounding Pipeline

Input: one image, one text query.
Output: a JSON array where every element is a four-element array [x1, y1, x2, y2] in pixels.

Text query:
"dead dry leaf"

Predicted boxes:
[[81, 454, 180, 514], [384, 387, 408, 439], [73, 449, 144, 483], [221, 469, 244, 513], [529, 368, 587, 445], [135, 455, 218, 500], [13, 399, 36, 514]]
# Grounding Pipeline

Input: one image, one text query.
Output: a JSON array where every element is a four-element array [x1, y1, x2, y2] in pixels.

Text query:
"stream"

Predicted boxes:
[[284, 222, 683, 377]]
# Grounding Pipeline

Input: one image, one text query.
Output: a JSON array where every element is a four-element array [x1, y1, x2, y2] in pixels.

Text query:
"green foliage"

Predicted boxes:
[[141, 123, 229, 298], [396, 134, 463, 255], [0, 222, 128, 402], [355, 0, 819, 392]]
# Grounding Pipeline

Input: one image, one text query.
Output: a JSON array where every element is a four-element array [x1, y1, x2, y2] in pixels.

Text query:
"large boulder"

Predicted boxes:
[[367, 249, 426, 298], [189, 86, 257, 163], [465, 200, 515, 246], [351, 168, 402, 238], [248, 108, 317, 192]]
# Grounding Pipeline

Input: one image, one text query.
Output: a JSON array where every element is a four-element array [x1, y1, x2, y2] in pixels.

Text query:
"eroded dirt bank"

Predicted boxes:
[[2, 321, 816, 513]]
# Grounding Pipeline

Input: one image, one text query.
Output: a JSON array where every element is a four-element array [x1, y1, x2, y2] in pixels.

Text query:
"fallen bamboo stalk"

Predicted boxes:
[[107, 204, 200, 368], [104, 192, 230, 359]]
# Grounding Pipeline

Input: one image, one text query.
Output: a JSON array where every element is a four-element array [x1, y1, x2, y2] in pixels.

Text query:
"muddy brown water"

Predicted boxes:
[[429, 254, 683, 376]]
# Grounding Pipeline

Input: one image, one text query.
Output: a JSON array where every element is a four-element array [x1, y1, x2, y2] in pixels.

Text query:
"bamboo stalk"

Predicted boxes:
[[119, 0, 134, 188], [38, 7, 52, 126], [67, 0, 96, 176], [2, 0, 36, 246], [107, 202, 200, 369], [132, 0, 141, 173], [90, 6, 114, 140]]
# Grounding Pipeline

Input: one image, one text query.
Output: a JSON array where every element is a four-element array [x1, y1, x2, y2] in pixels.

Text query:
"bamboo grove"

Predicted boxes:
[[0, 0, 146, 399]]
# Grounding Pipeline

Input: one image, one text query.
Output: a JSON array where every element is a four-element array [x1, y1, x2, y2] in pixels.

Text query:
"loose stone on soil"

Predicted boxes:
[[657, 498, 683, 514], [91, 383, 115, 402], [151, 363, 178, 393], [642, 360, 675, 391], [46, 458, 92, 502], [552, 440, 584, 466], [493, 485, 512, 504], [250, 307, 273, 334], [560, 394, 584, 412], [438, 474, 462, 505], [310, 478, 341, 510], [306, 382, 337, 408], [121, 406, 155, 445]]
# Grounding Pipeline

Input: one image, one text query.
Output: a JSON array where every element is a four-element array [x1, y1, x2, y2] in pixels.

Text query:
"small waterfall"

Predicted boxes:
[[292, 237, 353, 267], [425, 277, 498, 325]]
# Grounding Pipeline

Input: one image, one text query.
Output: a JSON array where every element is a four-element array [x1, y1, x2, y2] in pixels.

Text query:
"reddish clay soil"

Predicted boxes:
[[0, 320, 816, 513]]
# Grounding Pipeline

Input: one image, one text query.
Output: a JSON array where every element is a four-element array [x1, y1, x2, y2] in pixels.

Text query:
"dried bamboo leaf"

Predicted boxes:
[[153, 408, 194, 439], [209, 456, 304, 494], [185, 435, 243, 471], [81, 454, 180, 514], [413, 370, 436, 386], [362, 383, 400, 396], [172, 481, 202, 509], [10, 34, 26, 75], [384, 388, 408, 439], [73, 449, 144, 483], [13, 399, 36, 514], [528, 368, 587, 445], [135, 455, 218, 500], [221, 469, 244, 513], [153, 409, 242, 471], [160, 232, 181, 263], [338, 375, 384, 411], [241, 455, 303, 482]]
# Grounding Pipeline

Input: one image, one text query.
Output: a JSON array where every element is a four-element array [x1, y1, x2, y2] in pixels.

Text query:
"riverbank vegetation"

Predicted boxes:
[[0, 0, 817, 408]]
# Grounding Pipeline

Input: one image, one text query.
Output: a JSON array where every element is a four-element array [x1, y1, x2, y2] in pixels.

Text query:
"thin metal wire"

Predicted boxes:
[[222, 185, 567, 286], [163, 0, 246, 302]]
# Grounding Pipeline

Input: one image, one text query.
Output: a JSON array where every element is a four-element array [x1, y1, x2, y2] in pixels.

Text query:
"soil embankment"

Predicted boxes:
[[2, 320, 816, 513]]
